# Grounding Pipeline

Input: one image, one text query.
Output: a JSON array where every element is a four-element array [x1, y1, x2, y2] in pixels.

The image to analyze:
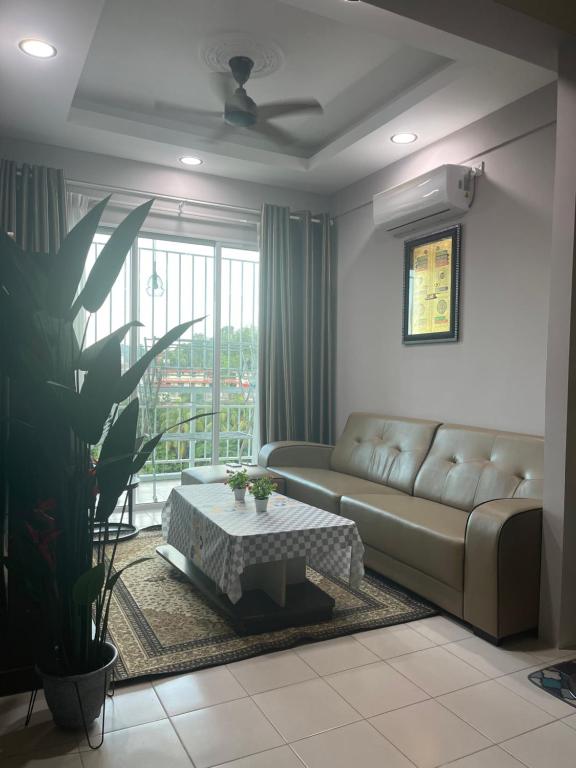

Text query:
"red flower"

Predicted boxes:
[[26, 502, 62, 571]]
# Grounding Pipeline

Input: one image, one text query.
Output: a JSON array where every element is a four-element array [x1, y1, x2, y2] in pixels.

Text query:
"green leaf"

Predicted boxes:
[[50, 196, 111, 317], [78, 321, 143, 370], [73, 563, 106, 606], [131, 433, 163, 475], [33, 310, 80, 375], [81, 333, 120, 398], [75, 199, 154, 315], [46, 382, 105, 444], [114, 318, 204, 403], [96, 398, 140, 521], [106, 557, 151, 591]]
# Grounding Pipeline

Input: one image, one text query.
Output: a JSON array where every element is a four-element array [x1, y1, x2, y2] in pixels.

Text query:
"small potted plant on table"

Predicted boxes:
[[249, 477, 277, 513], [227, 469, 249, 502]]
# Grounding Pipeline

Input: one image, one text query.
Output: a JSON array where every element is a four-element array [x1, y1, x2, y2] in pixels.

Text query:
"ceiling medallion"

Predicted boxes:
[[200, 34, 284, 79]]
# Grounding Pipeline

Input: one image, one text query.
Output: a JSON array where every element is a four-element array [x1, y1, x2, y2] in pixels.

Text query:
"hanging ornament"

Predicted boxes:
[[146, 260, 165, 297]]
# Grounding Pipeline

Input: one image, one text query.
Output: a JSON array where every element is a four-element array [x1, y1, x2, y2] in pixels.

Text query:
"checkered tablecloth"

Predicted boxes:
[[161, 484, 365, 604]]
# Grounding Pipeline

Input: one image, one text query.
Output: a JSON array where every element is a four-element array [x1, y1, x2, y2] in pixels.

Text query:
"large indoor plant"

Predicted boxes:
[[0, 197, 205, 730]]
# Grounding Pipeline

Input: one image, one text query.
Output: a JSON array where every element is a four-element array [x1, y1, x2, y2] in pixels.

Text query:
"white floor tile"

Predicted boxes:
[[2, 753, 83, 768], [444, 637, 542, 677], [252, 678, 361, 742], [503, 640, 576, 663], [227, 650, 317, 694], [563, 713, 576, 729], [291, 720, 413, 768], [79, 682, 166, 747], [387, 646, 487, 697], [172, 697, 283, 768], [212, 746, 304, 768], [153, 666, 246, 716], [354, 625, 435, 659], [80, 720, 192, 768], [370, 699, 490, 768], [0, 690, 78, 759], [294, 636, 379, 675], [438, 680, 554, 742], [325, 661, 428, 717], [409, 616, 473, 645], [439, 745, 527, 768], [501, 721, 576, 768], [496, 665, 576, 718]]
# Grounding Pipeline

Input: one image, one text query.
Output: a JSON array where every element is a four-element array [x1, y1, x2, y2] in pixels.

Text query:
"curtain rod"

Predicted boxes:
[[100, 197, 257, 228], [66, 178, 325, 223]]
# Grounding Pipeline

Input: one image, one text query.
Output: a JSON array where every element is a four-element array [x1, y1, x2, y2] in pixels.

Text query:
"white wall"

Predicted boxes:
[[333, 87, 556, 436]]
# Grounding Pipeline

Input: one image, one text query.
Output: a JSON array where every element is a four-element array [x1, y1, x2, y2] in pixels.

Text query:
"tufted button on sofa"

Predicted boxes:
[[259, 413, 543, 642]]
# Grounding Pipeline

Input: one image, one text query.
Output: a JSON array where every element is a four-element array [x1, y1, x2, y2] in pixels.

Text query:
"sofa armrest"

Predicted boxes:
[[258, 441, 334, 470], [464, 498, 542, 640]]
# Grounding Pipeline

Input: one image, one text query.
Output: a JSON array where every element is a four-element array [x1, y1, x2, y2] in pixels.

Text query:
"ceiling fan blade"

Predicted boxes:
[[154, 101, 222, 122], [253, 121, 297, 147], [208, 72, 235, 104], [258, 99, 323, 121]]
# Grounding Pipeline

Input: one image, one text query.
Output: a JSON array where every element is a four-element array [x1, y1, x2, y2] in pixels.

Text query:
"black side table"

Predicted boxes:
[[93, 479, 140, 543]]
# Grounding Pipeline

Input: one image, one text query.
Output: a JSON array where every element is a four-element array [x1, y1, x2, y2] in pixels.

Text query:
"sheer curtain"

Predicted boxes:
[[0, 159, 67, 252], [66, 190, 90, 230], [259, 203, 336, 446]]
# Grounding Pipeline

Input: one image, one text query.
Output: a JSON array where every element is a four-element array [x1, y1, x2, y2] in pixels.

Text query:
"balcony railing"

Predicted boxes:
[[136, 338, 257, 501]]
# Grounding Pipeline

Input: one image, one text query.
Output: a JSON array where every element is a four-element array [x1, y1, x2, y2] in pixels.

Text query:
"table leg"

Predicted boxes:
[[240, 557, 307, 608]]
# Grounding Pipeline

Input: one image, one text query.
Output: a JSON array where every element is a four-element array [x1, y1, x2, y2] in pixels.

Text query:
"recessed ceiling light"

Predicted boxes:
[[18, 39, 57, 59], [391, 132, 418, 145], [179, 156, 203, 167]]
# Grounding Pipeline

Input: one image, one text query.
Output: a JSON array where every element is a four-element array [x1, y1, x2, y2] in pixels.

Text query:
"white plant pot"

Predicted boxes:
[[254, 498, 269, 513], [233, 487, 246, 502]]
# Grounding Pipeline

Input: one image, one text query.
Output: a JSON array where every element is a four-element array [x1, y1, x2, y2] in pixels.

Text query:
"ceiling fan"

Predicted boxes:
[[155, 55, 323, 146]]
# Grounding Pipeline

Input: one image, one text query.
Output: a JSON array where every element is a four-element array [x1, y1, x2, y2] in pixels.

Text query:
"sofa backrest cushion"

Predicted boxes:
[[414, 424, 544, 511], [330, 413, 440, 494]]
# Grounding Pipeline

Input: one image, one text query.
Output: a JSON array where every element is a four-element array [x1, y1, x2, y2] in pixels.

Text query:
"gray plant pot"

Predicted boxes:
[[254, 498, 268, 513], [39, 642, 118, 729], [233, 487, 246, 502]]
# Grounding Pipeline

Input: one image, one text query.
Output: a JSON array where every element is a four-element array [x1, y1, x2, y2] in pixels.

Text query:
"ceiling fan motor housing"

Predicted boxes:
[[229, 55, 254, 86]]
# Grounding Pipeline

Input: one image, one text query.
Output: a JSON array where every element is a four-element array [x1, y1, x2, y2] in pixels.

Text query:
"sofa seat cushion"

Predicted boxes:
[[269, 467, 406, 515], [340, 494, 469, 590]]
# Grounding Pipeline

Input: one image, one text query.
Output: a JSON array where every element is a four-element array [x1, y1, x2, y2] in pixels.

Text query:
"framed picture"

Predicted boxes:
[[402, 224, 462, 344]]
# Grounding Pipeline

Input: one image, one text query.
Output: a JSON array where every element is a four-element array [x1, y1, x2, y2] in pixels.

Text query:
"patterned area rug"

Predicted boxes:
[[107, 529, 437, 683]]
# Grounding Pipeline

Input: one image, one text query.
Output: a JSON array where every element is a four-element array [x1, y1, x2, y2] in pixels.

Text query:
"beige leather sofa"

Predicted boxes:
[[258, 413, 543, 642]]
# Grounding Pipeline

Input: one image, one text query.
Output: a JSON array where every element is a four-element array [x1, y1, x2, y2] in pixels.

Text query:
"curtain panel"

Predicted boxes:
[[0, 158, 67, 253], [0, 158, 67, 661], [259, 203, 336, 446]]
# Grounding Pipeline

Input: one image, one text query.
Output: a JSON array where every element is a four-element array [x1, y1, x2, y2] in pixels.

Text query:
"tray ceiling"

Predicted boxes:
[[0, 0, 556, 192]]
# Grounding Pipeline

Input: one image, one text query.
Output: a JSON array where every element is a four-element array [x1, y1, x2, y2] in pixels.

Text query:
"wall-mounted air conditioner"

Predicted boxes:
[[373, 164, 475, 237]]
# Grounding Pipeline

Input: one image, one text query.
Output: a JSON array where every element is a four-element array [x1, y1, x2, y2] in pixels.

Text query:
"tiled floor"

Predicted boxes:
[[2, 615, 576, 767]]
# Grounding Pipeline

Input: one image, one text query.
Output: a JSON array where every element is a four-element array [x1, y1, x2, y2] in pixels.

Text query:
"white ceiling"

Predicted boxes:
[[0, 0, 556, 193]]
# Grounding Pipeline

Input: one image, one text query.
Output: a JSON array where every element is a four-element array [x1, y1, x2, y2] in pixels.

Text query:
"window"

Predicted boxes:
[[84, 232, 259, 503]]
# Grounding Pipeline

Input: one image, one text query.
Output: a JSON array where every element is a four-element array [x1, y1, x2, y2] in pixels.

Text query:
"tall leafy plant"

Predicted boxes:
[[0, 198, 207, 674]]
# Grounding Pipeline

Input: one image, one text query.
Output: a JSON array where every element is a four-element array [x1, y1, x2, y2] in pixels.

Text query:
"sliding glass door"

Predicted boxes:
[[85, 232, 259, 503]]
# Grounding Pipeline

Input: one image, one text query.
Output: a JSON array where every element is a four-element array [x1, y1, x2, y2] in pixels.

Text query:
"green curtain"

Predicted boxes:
[[259, 203, 336, 445], [0, 158, 67, 253]]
